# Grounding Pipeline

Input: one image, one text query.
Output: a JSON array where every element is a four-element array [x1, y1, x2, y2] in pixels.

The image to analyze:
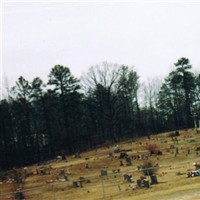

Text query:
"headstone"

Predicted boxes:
[[187, 147, 190, 155], [143, 179, 150, 188], [60, 169, 65, 175], [137, 179, 142, 188], [101, 169, 107, 176], [108, 152, 113, 157], [170, 144, 175, 149], [79, 181, 83, 188], [130, 176, 134, 183], [137, 166, 143, 171], [62, 155, 66, 160], [118, 185, 121, 191], [140, 176, 146, 180], [75, 152, 81, 158], [119, 152, 128, 159], [130, 182, 136, 189], [150, 175, 158, 184], [56, 155, 62, 160], [15, 190, 25, 200], [114, 145, 120, 153], [112, 169, 120, 174], [126, 156, 132, 166], [120, 160, 124, 166], [124, 174, 132, 182], [64, 175, 68, 181], [72, 181, 79, 188], [175, 130, 179, 136], [195, 164, 200, 170], [124, 174, 129, 180]]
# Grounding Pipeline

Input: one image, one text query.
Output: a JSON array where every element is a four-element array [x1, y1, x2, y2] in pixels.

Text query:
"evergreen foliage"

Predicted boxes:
[[0, 59, 199, 170]]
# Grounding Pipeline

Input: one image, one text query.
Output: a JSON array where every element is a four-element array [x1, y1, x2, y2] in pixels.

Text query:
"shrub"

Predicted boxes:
[[144, 144, 158, 155]]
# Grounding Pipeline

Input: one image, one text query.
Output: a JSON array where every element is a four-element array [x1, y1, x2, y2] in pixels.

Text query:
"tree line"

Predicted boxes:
[[0, 57, 199, 170]]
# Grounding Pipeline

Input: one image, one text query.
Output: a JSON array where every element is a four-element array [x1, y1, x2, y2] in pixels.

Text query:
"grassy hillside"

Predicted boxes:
[[1, 129, 200, 200]]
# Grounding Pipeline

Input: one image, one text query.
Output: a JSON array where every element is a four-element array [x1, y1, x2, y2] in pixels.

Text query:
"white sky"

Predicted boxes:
[[2, 1, 200, 91]]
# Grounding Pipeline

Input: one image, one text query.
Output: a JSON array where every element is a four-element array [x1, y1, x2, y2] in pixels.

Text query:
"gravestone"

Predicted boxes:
[[15, 190, 25, 200], [137, 179, 142, 188], [126, 156, 132, 166], [101, 169, 107, 176], [143, 179, 150, 188], [150, 175, 158, 184], [124, 174, 132, 182], [72, 181, 79, 188], [130, 182, 136, 190], [60, 169, 65, 175]]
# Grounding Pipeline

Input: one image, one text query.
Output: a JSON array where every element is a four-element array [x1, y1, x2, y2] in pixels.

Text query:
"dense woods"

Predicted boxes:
[[0, 57, 200, 170]]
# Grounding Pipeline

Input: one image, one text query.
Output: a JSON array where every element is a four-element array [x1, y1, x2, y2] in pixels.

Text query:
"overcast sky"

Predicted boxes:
[[2, 1, 200, 91]]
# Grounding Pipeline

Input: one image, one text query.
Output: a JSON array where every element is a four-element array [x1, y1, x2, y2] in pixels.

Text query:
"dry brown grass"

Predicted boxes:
[[1, 129, 200, 200]]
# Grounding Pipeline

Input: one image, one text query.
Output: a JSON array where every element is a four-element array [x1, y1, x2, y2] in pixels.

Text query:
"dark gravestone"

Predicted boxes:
[[137, 179, 142, 188], [62, 155, 66, 160], [108, 152, 113, 157], [119, 152, 128, 159], [101, 169, 107, 176], [120, 160, 124, 166], [15, 191, 25, 200], [79, 181, 83, 188], [60, 169, 65, 175], [123, 174, 129, 181], [195, 164, 200, 170], [124, 174, 132, 182], [143, 179, 150, 188], [14, 176, 22, 183], [150, 175, 158, 184], [126, 156, 132, 166], [72, 181, 79, 188], [170, 144, 175, 149], [64, 175, 68, 181]]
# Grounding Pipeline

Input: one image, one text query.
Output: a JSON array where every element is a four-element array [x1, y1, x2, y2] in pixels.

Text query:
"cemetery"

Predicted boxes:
[[1, 129, 200, 200]]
